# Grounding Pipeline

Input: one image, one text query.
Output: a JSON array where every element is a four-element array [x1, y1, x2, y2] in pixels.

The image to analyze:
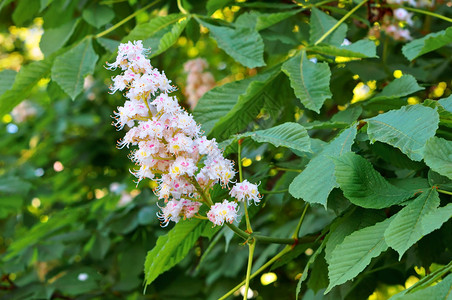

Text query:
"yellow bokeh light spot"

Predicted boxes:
[[438, 81, 447, 89], [31, 198, 41, 208], [187, 47, 199, 57], [95, 188, 107, 199], [274, 153, 284, 160], [2, 114, 12, 123], [335, 56, 358, 63], [338, 104, 348, 111], [393, 70, 403, 78], [405, 275, 419, 289], [367, 80, 377, 90], [353, 74, 360, 80], [177, 36, 187, 46], [414, 266, 426, 276], [255, 155, 262, 161], [293, 25, 299, 32], [40, 215, 49, 223], [260, 272, 277, 285], [432, 86, 445, 98], [231, 6, 240, 12], [242, 158, 252, 167], [269, 169, 278, 176], [407, 97, 420, 105], [305, 248, 314, 256]]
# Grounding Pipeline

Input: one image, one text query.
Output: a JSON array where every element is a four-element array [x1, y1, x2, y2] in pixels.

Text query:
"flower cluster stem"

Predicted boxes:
[[243, 240, 256, 300]]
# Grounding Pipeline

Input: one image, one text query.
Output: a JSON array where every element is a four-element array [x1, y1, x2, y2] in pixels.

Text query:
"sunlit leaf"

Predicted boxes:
[[424, 137, 452, 180], [402, 27, 452, 61]]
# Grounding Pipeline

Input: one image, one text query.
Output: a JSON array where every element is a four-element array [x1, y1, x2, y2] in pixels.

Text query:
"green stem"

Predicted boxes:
[[218, 245, 292, 300], [314, 0, 369, 45], [177, 0, 189, 14], [225, 223, 317, 244], [438, 189, 452, 196], [95, 0, 161, 39], [386, 5, 452, 23], [292, 203, 309, 239], [243, 241, 256, 300], [274, 167, 302, 173], [238, 139, 252, 233]]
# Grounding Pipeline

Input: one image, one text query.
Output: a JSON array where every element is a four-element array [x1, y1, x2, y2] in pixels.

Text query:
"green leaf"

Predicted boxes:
[[325, 208, 385, 263], [438, 95, 452, 113], [82, 4, 114, 28], [421, 203, 452, 236], [0, 58, 53, 115], [334, 152, 413, 208], [193, 67, 281, 140], [123, 14, 184, 43], [197, 19, 266, 68], [296, 240, 327, 300], [307, 39, 378, 58], [144, 219, 207, 287], [51, 39, 99, 100], [240, 122, 311, 152], [206, 0, 234, 15], [384, 189, 440, 259], [0, 177, 32, 195], [390, 273, 452, 300], [309, 8, 347, 46], [289, 126, 357, 206], [369, 75, 423, 102], [0, 69, 17, 96], [150, 17, 189, 57], [40, 19, 79, 56], [282, 51, 332, 113], [235, 10, 301, 31], [97, 37, 120, 53], [367, 105, 439, 161], [402, 27, 452, 61], [424, 137, 452, 180], [12, 0, 40, 26], [326, 217, 393, 293]]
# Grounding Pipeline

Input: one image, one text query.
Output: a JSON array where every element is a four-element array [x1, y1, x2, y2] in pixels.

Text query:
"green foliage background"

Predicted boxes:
[[0, 0, 451, 299]]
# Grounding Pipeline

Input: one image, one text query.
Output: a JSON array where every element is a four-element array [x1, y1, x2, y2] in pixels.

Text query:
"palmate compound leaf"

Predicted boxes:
[[402, 26, 452, 61], [367, 104, 439, 161], [196, 18, 265, 68], [384, 188, 440, 259], [333, 152, 414, 208], [424, 137, 452, 180], [289, 126, 357, 207], [239, 122, 310, 152], [325, 216, 394, 293], [282, 50, 332, 113], [144, 219, 211, 287], [51, 38, 99, 100]]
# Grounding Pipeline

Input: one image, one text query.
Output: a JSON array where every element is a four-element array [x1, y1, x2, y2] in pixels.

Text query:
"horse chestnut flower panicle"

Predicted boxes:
[[107, 40, 258, 227]]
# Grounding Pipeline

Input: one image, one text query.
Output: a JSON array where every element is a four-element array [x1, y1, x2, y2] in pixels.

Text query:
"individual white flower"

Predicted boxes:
[[207, 200, 239, 226], [230, 180, 262, 205]]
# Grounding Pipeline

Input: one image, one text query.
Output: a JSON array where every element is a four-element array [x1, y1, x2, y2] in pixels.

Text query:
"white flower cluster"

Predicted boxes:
[[108, 41, 262, 227], [183, 58, 215, 110]]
